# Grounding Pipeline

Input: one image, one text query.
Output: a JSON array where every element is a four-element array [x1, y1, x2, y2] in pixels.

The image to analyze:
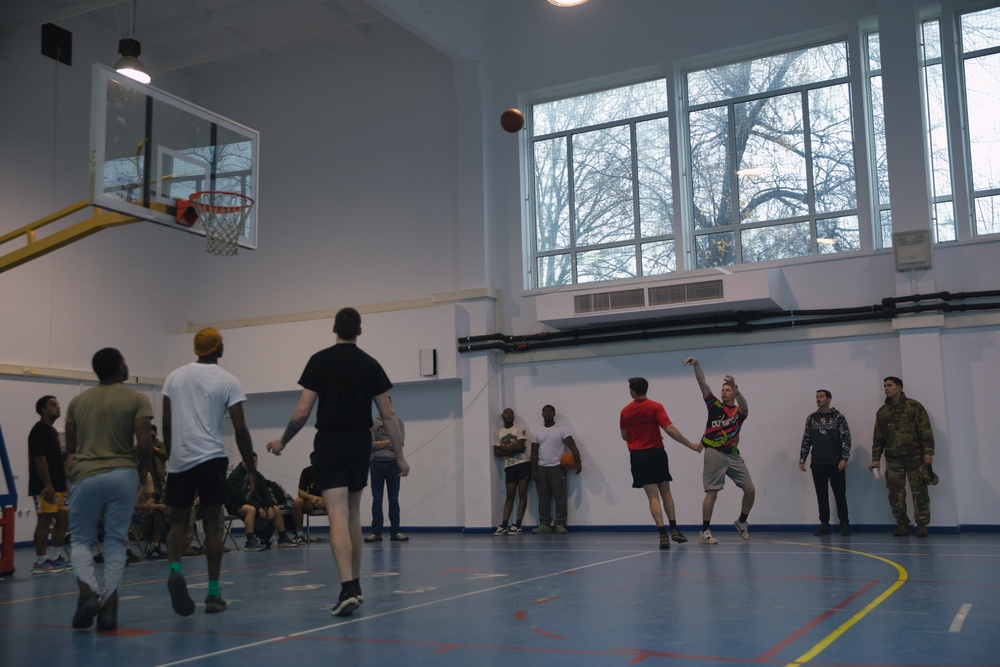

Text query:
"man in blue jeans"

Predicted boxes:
[[366, 396, 407, 542]]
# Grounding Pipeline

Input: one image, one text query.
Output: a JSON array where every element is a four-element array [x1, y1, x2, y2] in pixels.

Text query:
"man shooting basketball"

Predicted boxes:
[[267, 307, 408, 616]]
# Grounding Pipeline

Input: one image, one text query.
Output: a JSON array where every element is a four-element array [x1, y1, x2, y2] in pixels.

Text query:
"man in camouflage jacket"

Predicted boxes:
[[869, 376, 935, 537]]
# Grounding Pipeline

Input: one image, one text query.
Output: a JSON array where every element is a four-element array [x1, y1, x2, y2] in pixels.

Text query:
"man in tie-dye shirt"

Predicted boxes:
[[682, 357, 755, 545]]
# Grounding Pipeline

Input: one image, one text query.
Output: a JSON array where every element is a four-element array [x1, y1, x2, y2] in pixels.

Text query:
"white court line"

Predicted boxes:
[[154, 550, 652, 666], [948, 603, 972, 632]]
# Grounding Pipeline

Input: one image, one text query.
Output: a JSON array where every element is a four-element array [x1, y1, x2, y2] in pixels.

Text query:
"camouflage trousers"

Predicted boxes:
[[885, 454, 930, 526]]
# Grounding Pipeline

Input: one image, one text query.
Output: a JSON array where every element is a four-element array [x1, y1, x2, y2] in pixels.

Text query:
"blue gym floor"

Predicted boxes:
[[1, 529, 998, 666]]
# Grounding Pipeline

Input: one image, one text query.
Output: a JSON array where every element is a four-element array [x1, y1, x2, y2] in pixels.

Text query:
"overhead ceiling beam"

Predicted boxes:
[[0, 0, 120, 36], [153, 9, 383, 73]]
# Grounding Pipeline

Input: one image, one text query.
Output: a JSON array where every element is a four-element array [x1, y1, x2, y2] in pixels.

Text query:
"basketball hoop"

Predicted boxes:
[[189, 191, 255, 256]]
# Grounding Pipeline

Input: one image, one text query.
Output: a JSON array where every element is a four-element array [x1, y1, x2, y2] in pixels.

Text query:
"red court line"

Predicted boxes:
[[754, 578, 880, 663]]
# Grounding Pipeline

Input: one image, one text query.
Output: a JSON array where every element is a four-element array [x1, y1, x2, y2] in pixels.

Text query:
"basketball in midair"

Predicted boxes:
[[500, 108, 525, 133]]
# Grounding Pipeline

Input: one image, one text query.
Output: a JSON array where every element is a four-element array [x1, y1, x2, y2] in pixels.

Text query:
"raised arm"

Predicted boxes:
[[267, 389, 318, 456], [682, 357, 712, 399], [726, 375, 749, 418]]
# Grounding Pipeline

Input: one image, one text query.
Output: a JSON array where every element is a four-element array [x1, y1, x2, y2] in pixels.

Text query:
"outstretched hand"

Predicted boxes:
[[266, 439, 284, 456], [682, 357, 697, 366]]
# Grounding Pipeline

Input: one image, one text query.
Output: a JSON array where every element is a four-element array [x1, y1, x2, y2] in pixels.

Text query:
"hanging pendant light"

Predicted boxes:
[[114, 0, 151, 84]]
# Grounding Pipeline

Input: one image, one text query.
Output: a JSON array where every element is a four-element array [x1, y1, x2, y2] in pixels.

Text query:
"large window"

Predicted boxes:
[[530, 81, 672, 288], [960, 5, 1000, 236], [920, 19, 958, 243], [684, 42, 861, 268], [865, 32, 893, 248]]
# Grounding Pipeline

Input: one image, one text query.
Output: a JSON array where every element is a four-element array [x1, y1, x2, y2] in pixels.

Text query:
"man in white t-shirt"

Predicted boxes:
[[530, 405, 582, 534], [492, 408, 530, 535], [162, 328, 257, 616]]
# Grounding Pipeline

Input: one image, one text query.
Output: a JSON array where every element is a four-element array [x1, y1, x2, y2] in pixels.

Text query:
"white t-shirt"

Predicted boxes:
[[497, 424, 529, 469], [162, 362, 247, 473], [534, 422, 573, 467]]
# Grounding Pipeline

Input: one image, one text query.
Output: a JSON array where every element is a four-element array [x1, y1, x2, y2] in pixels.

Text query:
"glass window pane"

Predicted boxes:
[[576, 245, 636, 283], [533, 80, 668, 135], [922, 19, 941, 60], [737, 92, 808, 222], [880, 210, 893, 249], [637, 117, 672, 238], [933, 201, 957, 242], [741, 222, 811, 262], [964, 53, 1000, 192], [817, 215, 860, 254], [810, 84, 857, 214], [689, 106, 731, 230], [536, 254, 572, 288], [695, 231, 735, 268], [573, 126, 635, 246], [924, 62, 952, 198], [961, 6, 1000, 53], [974, 194, 1000, 236], [534, 137, 571, 251], [641, 240, 676, 276], [869, 75, 891, 207], [867, 33, 882, 71], [688, 42, 848, 106]]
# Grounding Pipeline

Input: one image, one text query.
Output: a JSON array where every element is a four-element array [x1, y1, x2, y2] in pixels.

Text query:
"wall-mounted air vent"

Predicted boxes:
[[648, 279, 724, 306], [574, 288, 645, 314]]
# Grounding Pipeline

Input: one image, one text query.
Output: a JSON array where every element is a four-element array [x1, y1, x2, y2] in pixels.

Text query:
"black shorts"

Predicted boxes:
[[504, 461, 531, 485], [311, 430, 372, 493], [630, 448, 672, 488], [165, 456, 228, 508]]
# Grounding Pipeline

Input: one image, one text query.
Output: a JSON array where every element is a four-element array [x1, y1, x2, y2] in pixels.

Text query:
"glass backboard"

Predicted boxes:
[[89, 65, 259, 249]]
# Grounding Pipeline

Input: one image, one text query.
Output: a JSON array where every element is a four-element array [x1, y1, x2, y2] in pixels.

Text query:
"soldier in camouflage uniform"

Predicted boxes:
[[869, 376, 935, 537]]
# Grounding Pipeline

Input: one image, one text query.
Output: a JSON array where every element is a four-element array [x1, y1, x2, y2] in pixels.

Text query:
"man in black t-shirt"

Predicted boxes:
[[267, 307, 408, 617], [28, 395, 71, 574]]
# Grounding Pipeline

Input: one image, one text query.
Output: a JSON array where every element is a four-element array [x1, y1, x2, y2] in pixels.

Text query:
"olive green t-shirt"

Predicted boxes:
[[66, 383, 154, 483]]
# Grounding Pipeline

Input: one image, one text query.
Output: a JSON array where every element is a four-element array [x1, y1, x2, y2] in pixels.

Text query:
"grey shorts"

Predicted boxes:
[[703, 446, 753, 491]]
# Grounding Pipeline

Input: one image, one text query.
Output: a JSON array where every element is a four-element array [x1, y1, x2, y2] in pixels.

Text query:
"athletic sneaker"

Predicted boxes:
[[204, 595, 228, 613], [168, 572, 196, 617], [32, 559, 63, 574], [52, 556, 73, 571], [331, 590, 360, 617], [364, 534, 383, 543], [390, 533, 409, 542], [733, 519, 750, 540], [554, 525, 569, 534], [532, 525, 553, 534], [146, 546, 167, 559], [670, 529, 688, 543], [277, 533, 298, 548], [293, 534, 308, 545], [493, 524, 509, 536], [659, 534, 671, 550], [244, 535, 267, 552], [698, 530, 718, 544], [507, 525, 522, 535]]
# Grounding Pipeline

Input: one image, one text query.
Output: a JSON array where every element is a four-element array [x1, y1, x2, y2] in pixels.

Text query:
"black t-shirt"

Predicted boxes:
[[298, 343, 392, 432], [298, 465, 318, 495], [28, 421, 67, 495]]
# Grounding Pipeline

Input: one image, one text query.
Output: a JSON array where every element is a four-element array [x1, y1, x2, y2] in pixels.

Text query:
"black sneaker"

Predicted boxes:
[[277, 533, 297, 548], [72, 590, 101, 629], [96, 592, 117, 631], [814, 523, 831, 536], [204, 595, 228, 613], [670, 528, 688, 543], [840, 522, 852, 536], [331, 590, 359, 617], [168, 572, 196, 616]]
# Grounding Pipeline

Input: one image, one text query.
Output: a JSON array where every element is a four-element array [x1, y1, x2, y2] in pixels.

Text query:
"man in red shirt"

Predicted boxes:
[[620, 377, 702, 550]]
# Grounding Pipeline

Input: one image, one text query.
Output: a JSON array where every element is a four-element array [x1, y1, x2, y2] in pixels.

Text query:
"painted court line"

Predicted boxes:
[[949, 604, 972, 633], [774, 541, 909, 667], [154, 550, 653, 666]]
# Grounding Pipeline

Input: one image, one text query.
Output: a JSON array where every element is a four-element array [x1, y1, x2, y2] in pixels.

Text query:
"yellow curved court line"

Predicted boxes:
[[775, 541, 908, 667]]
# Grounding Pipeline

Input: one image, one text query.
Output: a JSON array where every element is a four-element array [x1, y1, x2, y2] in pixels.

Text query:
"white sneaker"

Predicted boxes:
[[698, 530, 718, 544], [733, 519, 750, 540], [493, 524, 509, 536]]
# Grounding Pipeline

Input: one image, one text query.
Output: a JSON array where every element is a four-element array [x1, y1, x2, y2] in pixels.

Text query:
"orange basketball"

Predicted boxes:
[[560, 452, 576, 469], [500, 108, 525, 133]]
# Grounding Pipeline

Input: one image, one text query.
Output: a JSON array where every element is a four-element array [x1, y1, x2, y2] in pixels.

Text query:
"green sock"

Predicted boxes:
[[169, 561, 182, 574], [208, 580, 220, 597]]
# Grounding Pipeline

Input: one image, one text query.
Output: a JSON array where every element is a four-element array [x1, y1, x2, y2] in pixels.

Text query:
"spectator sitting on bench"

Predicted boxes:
[[224, 454, 297, 551]]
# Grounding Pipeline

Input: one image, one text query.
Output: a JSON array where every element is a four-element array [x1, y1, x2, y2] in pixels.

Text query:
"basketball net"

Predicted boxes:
[[190, 191, 255, 256]]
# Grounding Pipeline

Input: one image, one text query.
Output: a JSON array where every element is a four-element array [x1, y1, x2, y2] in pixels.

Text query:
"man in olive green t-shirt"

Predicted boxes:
[[66, 348, 155, 632]]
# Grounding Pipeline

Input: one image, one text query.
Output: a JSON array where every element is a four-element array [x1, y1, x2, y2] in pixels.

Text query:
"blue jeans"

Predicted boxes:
[[68, 467, 140, 601], [369, 459, 401, 535]]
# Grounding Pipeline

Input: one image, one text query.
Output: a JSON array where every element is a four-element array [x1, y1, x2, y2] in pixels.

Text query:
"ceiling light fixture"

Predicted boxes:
[[114, 0, 150, 84], [548, 0, 589, 6]]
